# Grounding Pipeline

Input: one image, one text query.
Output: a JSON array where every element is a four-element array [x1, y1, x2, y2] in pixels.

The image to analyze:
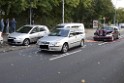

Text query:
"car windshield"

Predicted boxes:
[[97, 26, 113, 31], [49, 29, 69, 37], [17, 26, 32, 33]]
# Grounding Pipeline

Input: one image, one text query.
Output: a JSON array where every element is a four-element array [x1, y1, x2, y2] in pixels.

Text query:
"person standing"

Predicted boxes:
[[10, 18, 16, 33], [6, 18, 9, 34], [0, 18, 5, 33]]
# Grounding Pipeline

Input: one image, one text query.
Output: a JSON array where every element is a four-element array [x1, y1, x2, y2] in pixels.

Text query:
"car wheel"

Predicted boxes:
[[23, 39, 30, 46], [80, 39, 84, 47], [61, 43, 68, 53]]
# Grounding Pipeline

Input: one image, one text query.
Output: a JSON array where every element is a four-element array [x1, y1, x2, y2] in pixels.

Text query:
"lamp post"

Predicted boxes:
[[62, 0, 64, 23], [29, 0, 32, 25], [114, 0, 117, 25], [114, 0, 118, 25]]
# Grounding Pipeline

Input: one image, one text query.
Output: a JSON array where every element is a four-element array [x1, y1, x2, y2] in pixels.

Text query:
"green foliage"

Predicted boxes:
[[0, 0, 124, 28], [116, 8, 124, 23]]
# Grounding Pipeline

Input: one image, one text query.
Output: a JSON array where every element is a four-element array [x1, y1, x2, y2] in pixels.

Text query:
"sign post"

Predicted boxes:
[[93, 20, 98, 28]]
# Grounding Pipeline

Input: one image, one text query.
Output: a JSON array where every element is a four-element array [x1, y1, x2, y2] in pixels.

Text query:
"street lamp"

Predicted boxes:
[[29, 0, 32, 25], [113, 0, 120, 25], [62, 0, 64, 23], [113, 0, 117, 25]]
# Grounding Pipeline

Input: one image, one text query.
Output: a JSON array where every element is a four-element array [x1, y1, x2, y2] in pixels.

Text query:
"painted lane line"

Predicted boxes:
[[81, 45, 86, 48], [98, 42, 108, 46], [49, 50, 82, 61], [119, 35, 124, 38]]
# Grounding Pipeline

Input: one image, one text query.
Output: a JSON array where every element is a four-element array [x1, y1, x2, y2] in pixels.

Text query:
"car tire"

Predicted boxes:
[[61, 43, 68, 53], [23, 38, 30, 46], [80, 39, 84, 47]]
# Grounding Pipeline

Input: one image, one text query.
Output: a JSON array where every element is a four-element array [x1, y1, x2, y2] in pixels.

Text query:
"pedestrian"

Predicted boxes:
[[10, 18, 16, 33], [0, 18, 5, 33], [5, 18, 9, 34]]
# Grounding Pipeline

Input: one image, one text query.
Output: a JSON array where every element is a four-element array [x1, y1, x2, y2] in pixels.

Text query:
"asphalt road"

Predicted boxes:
[[0, 30, 124, 83], [0, 28, 124, 83]]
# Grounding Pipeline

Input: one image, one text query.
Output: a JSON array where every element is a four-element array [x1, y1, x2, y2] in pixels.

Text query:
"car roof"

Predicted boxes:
[[57, 23, 84, 26], [57, 28, 81, 32], [24, 24, 47, 27]]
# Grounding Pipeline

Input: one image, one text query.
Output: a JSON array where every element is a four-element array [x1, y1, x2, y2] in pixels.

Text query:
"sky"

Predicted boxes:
[[111, 0, 124, 8]]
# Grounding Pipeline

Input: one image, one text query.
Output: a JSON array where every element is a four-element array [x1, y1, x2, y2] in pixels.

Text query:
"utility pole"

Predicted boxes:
[[114, 0, 117, 25], [29, 0, 32, 25], [62, 0, 64, 23]]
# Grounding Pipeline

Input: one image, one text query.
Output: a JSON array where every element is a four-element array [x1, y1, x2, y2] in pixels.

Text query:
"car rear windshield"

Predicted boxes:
[[17, 26, 32, 33]]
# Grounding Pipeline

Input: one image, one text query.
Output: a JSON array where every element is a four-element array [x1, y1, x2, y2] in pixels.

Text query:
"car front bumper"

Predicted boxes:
[[93, 36, 113, 41], [38, 44, 63, 52], [7, 38, 23, 45]]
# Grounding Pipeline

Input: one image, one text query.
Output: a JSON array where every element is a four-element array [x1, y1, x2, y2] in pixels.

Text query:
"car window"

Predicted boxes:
[[71, 26, 80, 29], [39, 27, 45, 31], [66, 26, 71, 29], [75, 32, 83, 35], [55, 25, 64, 28], [69, 32, 76, 37], [114, 28, 118, 31], [31, 27, 39, 33], [17, 26, 32, 33]]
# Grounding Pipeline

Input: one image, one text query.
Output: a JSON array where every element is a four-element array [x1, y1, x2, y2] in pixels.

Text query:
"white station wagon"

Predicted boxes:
[[37, 23, 85, 53], [8, 25, 50, 45]]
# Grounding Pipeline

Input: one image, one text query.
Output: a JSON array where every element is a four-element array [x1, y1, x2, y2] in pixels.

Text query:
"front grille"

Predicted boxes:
[[8, 39, 14, 42], [40, 45, 48, 49], [41, 42, 49, 44], [8, 37, 16, 39]]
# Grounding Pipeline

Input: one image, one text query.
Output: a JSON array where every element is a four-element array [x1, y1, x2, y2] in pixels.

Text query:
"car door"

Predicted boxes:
[[75, 32, 83, 46], [29, 27, 39, 42], [68, 31, 77, 48], [38, 27, 48, 38]]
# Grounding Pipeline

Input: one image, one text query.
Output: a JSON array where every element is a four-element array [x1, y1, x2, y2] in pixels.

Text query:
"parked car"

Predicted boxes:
[[93, 25, 120, 41], [55, 23, 85, 33], [37, 28, 85, 53], [7, 25, 50, 45], [0, 36, 3, 45]]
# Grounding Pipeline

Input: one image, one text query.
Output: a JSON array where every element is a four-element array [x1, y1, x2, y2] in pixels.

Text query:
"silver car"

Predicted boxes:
[[37, 28, 85, 53], [0, 36, 3, 45], [7, 25, 50, 45]]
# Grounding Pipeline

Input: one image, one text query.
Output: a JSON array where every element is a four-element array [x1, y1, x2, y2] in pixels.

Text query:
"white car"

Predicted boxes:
[[56, 23, 85, 33], [0, 36, 3, 45], [7, 25, 50, 45], [37, 28, 85, 53]]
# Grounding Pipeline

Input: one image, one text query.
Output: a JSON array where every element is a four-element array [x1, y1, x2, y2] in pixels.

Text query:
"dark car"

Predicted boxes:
[[93, 26, 120, 41]]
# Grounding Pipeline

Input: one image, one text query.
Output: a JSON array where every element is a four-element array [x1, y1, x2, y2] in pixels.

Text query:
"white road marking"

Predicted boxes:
[[49, 50, 82, 61], [119, 35, 124, 38], [98, 42, 108, 46], [81, 45, 87, 48]]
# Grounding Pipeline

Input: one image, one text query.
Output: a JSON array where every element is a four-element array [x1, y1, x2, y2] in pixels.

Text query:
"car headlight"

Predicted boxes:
[[16, 37, 23, 40], [50, 42, 61, 46], [106, 33, 112, 37]]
